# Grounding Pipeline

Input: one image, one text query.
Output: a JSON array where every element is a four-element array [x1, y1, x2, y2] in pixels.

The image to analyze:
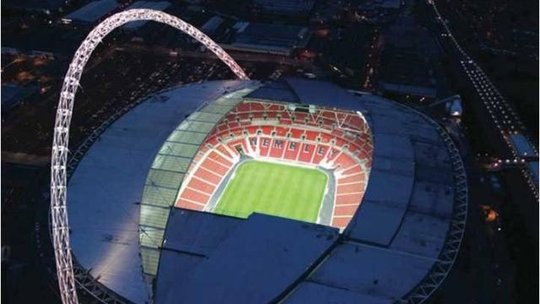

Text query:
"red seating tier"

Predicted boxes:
[[337, 183, 363, 194], [250, 102, 265, 112], [334, 205, 359, 216], [175, 101, 373, 229], [332, 217, 352, 228], [187, 178, 215, 194], [179, 188, 210, 203], [283, 142, 301, 161], [275, 127, 288, 137], [340, 172, 366, 184], [261, 126, 273, 136], [298, 143, 315, 163], [269, 139, 285, 158], [290, 128, 304, 138], [259, 138, 271, 157], [341, 164, 362, 176], [306, 131, 319, 141], [195, 168, 222, 184], [207, 151, 233, 166], [235, 103, 251, 112], [311, 145, 327, 164], [178, 201, 204, 211], [334, 193, 361, 205], [205, 159, 230, 175]]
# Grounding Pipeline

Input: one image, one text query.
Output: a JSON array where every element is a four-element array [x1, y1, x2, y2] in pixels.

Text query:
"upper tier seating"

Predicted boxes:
[[175, 101, 373, 230]]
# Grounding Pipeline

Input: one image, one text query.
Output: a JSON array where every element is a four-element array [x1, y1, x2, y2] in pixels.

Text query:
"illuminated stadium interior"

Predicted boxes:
[[174, 100, 373, 229]]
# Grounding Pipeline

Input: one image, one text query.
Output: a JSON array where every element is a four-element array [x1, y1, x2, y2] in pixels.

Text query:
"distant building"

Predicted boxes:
[[425, 94, 463, 117], [252, 0, 315, 17], [122, 1, 171, 31], [223, 22, 311, 56], [200, 16, 225, 36], [379, 82, 437, 99], [62, 0, 119, 25], [446, 97, 462, 117]]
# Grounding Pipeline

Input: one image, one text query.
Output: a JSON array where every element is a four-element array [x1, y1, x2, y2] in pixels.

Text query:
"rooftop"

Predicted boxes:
[[158, 212, 338, 304], [225, 22, 310, 56], [63, 0, 119, 24]]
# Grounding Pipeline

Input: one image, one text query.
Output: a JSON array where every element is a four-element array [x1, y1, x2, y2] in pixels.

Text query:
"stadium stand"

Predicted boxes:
[[175, 100, 373, 229]]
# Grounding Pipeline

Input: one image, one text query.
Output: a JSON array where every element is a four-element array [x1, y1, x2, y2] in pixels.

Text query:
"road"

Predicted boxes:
[[427, 0, 538, 199]]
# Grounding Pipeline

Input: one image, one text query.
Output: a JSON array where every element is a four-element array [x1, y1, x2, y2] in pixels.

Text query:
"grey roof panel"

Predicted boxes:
[[364, 169, 415, 204], [285, 282, 393, 304], [346, 197, 407, 245], [309, 242, 434, 299], [162, 209, 242, 255], [372, 156, 415, 176], [155, 251, 204, 303], [389, 210, 450, 258], [162, 214, 339, 304], [372, 134, 414, 160], [246, 79, 300, 103], [64, 0, 118, 23], [285, 77, 368, 111], [409, 181, 454, 219], [347, 170, 413, 245]]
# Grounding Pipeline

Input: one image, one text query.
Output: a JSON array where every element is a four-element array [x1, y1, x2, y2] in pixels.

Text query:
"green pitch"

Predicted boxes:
[[214, 160, 328, 223]]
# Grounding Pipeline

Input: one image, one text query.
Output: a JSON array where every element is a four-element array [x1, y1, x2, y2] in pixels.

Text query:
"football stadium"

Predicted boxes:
[[65, 78, 467, 304], [173, 93, 372, 230], [49, 9, 467, 304]]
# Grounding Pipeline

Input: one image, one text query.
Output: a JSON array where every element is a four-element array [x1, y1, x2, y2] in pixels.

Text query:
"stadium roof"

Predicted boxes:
[[138, 84, 257, 276], [225, 23, 310, 56], [68, 79, 466, 303], [63, 0, 119, 24], [67, 80, 258, 303], [152, 79, 466, 303], [159, 212, 338, 303]]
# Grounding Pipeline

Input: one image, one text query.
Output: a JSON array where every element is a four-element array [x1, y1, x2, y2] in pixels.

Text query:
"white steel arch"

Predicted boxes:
[[50, 9, 248, 304]]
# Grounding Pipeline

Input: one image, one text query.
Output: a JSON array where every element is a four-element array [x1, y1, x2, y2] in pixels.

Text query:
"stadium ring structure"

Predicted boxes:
[[51, 9, 467, 304]]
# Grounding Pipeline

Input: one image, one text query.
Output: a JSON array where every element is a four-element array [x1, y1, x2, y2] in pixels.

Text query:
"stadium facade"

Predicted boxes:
[[67, 78, 467, 303]]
